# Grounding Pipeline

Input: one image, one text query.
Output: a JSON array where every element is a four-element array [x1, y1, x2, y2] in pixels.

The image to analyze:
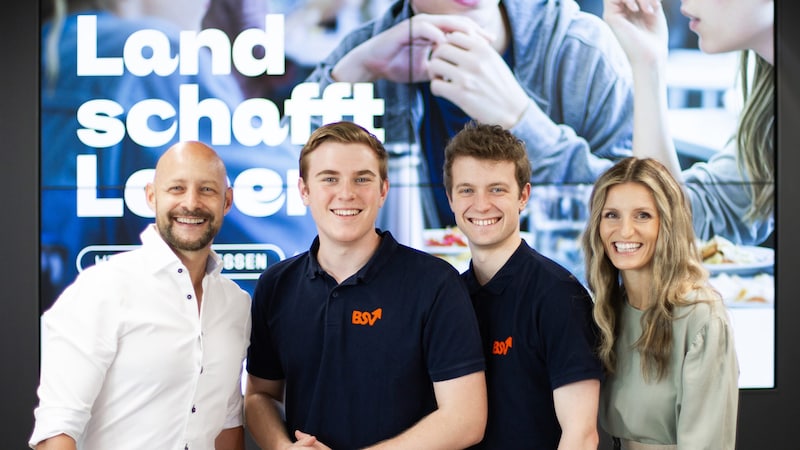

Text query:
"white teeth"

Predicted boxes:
[[472, 218, 498, 226], [333, 209, 360, 216], [615, 242, 641, 252], [176, 217, 204, 224]]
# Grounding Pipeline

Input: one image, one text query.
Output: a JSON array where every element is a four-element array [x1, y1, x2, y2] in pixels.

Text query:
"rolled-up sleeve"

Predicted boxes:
[[29, 271, 119, 448]]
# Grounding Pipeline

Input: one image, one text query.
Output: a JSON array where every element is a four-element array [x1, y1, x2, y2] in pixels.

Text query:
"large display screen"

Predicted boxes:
[[39, 0, 774, 389]]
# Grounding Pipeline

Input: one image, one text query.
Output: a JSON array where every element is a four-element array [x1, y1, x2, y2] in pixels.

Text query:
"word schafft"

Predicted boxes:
[[74, 14, 385, 148]]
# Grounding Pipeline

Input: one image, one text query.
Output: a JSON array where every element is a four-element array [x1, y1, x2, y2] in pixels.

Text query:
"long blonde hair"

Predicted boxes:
[[736, 50, 775, 221], [582, 158, 719, 381]]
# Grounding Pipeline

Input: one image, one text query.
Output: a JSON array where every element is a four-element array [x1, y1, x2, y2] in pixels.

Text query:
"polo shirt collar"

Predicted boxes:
[[465, 239, 529, 296], [305, 229, 398, 284]]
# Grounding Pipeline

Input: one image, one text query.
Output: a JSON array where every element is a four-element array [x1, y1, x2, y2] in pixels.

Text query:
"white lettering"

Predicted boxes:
[[77, 15, 123, 76], [124, 169, 155, 218], [76, 14, 286, 78], [232, 15, 285, 76], [284, 82, 385, 144], [76, 99, 126, 148], [232, 168, 286, 217], [124, 29, 179, 76], [231, 97, 288, 146], [127, 99, 177, 147], [75, 83, 382, 149], [179, 28, 232, 76], [76, 154, 124, 217], [75, 155, 305, 218], [178, 83, 232, 144]]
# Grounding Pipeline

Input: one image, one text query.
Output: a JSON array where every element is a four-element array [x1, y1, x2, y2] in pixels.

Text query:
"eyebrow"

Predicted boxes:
[[313, 169, 377, 177]]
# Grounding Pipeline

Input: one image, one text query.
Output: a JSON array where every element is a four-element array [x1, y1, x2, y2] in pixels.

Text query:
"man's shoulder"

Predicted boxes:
[[258, 251, 310, 281], [513, 246, 587, 292], [393, 242, 462, 275]]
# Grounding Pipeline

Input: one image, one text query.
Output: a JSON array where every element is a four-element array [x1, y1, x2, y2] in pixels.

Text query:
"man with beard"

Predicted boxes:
[[29, 142, 251, 450]]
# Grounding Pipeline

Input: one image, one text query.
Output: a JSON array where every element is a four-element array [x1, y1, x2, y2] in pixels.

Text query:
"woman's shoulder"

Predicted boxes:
[[676, 287, 729, 324]]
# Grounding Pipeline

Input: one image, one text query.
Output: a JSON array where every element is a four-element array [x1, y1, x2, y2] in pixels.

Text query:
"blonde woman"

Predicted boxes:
[[603, 0, 774, 245], [582, 157, 739, 449]]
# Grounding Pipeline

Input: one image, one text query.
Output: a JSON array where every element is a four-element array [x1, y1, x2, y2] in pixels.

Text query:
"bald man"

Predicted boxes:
[[30, 142, 251, 450]]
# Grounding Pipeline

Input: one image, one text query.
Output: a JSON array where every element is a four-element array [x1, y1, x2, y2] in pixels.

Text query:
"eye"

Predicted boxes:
[[490, 186, 507, 194], [168, 186, 185, 193], [322, 177, 337, 183], [602, 211, 618, 219], [458, 187, 473, 195], [355, 177, 371, 183], [636, 211, 653, 220]]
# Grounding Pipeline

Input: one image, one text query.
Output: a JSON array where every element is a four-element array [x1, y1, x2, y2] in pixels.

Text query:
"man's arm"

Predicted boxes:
[[366, 371, 487, 450], [34, 434, 76, 450], [244, 374, 294, 450], [552, 379, 601, 450], [215, 426, 245, 450]]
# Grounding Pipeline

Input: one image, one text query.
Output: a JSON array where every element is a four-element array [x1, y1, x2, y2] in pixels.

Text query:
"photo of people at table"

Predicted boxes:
[[39, 0, 774, 395]]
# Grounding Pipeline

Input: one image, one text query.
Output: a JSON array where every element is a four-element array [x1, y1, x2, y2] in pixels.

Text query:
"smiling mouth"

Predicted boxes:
[[174, 216, 207, 225], [614, 242, 642, 253], [332, 209, 361, 217], [470, 217, 499, 227]]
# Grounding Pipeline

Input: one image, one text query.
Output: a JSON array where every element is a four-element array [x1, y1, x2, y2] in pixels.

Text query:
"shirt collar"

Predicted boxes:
[[464, 239, 528, 296], [305, 229, 398, 284], [139, 224, 221, 276]]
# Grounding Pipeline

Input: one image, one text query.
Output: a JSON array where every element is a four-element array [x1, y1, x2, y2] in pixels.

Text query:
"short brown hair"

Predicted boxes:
[[443, 121, 531, 196], [299, 121, 389, 182]]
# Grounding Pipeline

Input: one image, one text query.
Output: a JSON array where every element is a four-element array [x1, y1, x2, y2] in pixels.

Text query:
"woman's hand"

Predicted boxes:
[[603, 0, 669, 70]]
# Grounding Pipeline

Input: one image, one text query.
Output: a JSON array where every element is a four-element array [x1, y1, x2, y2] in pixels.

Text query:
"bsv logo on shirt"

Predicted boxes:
[[352, 308, 382, 326], [493, 337, 513, 356]]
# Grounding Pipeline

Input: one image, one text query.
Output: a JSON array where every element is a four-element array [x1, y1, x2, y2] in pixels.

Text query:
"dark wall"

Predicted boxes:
[[2, 1, 797, 448], [0, 1, 41, 448]]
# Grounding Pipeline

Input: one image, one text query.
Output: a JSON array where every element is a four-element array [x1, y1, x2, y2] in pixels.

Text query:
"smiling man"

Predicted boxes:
[[30, 141, 251, 450], [244, 121, 487, 449], [444, 122, 603, 449]]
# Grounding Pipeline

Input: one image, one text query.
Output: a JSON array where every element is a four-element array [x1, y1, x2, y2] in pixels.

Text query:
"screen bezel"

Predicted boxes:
[[2, 1, 797, 447]]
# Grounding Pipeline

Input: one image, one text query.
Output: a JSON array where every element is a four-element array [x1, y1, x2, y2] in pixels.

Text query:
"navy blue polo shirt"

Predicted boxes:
[[247, 230, 485, 449], [462, 240, 603, 449]]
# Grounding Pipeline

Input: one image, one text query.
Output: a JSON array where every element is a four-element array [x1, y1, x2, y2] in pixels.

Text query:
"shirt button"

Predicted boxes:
[[191, 404, 197, 413], [178, 268, 183, 274], [187, 294, 193, 300], [332, 292, 339, 298]]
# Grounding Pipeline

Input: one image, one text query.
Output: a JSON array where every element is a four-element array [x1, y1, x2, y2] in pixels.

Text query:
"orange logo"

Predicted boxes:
[[352, 308, 382, 326], [492, 336, 513, 355]]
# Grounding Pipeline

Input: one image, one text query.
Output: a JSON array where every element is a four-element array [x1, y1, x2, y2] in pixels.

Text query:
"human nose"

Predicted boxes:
[[182, 188, 201, 209], [619, 216, 634, 238], [473, 191, 491, 211], [338, 180, 356, 200]]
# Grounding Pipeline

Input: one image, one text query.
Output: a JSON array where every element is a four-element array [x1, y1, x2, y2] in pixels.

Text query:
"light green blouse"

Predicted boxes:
[[600, 299, 739, 449]]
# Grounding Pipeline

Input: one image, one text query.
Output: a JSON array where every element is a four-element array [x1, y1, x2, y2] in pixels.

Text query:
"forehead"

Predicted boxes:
[[604, 182, 655, 206], [452, 156, 515, 180], [156, 151, 226, 185], [307, 141, 380, 172]]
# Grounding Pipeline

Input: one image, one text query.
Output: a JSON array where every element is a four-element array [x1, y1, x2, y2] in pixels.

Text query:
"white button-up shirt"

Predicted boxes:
[[30, 225, 251, 449]]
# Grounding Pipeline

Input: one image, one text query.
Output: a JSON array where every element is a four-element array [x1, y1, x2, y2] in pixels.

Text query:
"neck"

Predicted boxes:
[[469, 235, 520, 286], [317, 232, 381, 283], [620, 270, 652, 310]]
